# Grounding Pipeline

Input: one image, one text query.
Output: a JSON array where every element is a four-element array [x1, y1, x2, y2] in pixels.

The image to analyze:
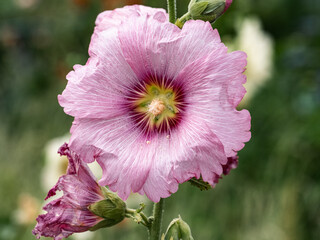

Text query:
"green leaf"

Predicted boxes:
[[188, 177, 212, 191]]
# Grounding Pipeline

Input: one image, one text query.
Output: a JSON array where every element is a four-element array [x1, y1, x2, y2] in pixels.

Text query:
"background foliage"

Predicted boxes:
[[0, 0, 319, 239]]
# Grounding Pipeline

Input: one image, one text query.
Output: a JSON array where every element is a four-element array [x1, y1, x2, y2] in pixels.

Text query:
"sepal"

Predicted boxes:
[[88, 187, 126, 229], [188, 176, 212, 191]]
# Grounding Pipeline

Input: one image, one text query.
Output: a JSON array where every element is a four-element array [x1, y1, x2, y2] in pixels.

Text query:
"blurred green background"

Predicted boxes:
[[0, 0, 319, 239]]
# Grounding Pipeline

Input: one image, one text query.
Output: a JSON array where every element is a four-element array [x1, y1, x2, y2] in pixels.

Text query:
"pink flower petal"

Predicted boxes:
[[95, 5, 167, 33], [174, 48, 250, 157], [59, 30, 136, 119]]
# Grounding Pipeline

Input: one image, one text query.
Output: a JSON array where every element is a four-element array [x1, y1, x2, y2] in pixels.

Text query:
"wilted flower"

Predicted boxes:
[[33, 143, 126, 240], [41, 134, 102, 192], [59, 5, 251, 202]]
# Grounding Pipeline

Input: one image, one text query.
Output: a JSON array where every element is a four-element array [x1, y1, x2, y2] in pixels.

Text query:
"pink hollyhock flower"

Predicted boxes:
[[58, 5, 251, 202], [32, 143, 125, 240]]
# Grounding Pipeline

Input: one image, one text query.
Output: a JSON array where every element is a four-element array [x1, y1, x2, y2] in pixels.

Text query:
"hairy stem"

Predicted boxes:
[[149, 198, 165, 240], [167, 0, 177, 23]]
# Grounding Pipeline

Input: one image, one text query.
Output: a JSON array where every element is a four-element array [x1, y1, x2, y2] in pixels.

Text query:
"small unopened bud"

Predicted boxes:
[[88, 188, 126, 230], [176, 0, 232, 28], [189, 0, 232, 23], [163, 216, 194, 240]]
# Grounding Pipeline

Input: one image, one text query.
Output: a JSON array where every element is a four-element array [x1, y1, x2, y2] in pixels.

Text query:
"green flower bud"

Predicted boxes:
[[163, 216, 194, 240], [189, 0, 227, 23], [176, 0, 232, 28], [88, 187, 126, 231]]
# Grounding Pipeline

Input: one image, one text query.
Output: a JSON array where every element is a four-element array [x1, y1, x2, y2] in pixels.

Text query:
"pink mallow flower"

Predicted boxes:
[[32, 143, 126, 240], [58, 5, 251, 202]]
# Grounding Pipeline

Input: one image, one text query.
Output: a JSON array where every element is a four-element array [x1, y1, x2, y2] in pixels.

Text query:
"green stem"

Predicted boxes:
[[175, 12, 191, 28], [125, 208, 151, 228], [140, 212, 150, 227], [149, 198, 165, 240], [167, 0, 177, 23]]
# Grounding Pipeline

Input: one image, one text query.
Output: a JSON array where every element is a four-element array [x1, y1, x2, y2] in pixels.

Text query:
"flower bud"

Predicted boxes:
[[88, 187, 126, 230], [163, 216, 194, 240], [188, 0, 232, 23], [176, 0, 232, 28]]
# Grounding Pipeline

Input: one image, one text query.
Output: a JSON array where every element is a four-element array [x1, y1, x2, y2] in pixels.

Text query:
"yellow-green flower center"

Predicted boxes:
[[133, 83, 180, 129]]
